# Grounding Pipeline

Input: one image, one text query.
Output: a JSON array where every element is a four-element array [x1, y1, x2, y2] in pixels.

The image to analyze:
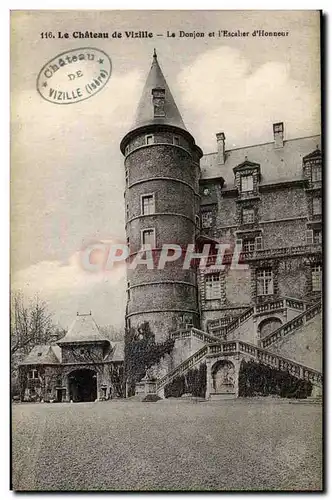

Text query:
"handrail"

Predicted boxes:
[[209, 296, 310, 337], [261, 301, 322, 349], [171, 327, 220, 344], [240, 243, 321, 262], [156, 345, 208, 390]]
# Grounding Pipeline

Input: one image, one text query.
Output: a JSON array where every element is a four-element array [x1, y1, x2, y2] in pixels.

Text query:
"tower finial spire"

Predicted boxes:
[[153, 48, 157, 60]]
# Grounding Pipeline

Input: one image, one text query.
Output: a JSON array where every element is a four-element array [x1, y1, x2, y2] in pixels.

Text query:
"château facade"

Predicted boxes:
[[19, 52, 322, 402]]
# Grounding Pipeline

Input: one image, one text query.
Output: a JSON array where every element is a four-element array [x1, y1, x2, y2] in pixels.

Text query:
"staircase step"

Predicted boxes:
[[209, 392, 236, 401]]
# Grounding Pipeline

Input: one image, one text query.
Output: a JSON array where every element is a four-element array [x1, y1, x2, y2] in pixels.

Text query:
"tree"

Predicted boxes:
[[11, 291, 66, 397], [124, 321, 175, 397], [11, 291, 65, 355]]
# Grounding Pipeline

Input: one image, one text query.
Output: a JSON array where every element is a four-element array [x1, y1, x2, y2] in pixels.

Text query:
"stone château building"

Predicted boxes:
[[20, 313, 124, 402], [121, 52, 322, 399], [19, 52, 322, 402]]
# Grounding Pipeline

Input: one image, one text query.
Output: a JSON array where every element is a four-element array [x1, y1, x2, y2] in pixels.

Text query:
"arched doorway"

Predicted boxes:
[[258, 317, 283, 339], [212, 360, 235, 394], [68, 369, 97, 402]]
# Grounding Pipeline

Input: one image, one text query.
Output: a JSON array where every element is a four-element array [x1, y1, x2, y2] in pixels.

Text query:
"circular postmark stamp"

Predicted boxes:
[[37, 47, 112, 104]]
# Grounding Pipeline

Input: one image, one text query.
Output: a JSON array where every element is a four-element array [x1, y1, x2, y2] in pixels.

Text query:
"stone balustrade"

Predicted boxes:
[[156, 336, 322, 393], [261, 301, 321, 349], [209, 296, 309, 338], [241, 243, 321, 262]]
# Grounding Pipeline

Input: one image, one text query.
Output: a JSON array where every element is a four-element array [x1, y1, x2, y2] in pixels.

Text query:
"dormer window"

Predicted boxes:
[[233, 159, 260, 198], [312, 164, 322, 182], [173, 136, 180, 146], [152, 87, 166, 117], [241, 175, 254, 192], [303, 149, 322, 185]]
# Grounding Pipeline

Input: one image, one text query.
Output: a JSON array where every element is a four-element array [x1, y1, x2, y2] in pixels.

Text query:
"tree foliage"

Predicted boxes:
[[124, 321, 175, 396], [238, 360, 313, 398], [164, 363, 207, 398], [11, 291, 65, 355]]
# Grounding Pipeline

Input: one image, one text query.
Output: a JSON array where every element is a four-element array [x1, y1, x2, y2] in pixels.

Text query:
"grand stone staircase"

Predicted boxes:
[[207, 297, 309, 338], [154, 299, 322, 399]]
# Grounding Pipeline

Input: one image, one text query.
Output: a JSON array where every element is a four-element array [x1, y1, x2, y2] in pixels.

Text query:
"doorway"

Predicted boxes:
[[68, 369, 97, 402]]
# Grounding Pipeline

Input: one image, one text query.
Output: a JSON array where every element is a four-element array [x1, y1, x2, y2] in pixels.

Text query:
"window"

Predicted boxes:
[[242, 208, 255, 224], [240, 175, 254, 192], [257, 269, 274, 296], [125, 145, 130, 156], [141, 194, 155, 215], [306, 229, 313, 245], [312, 197, 322, 215], [314, 230, 322, 244], [127, 282, 131, 300], [255, 236, 263, 250], [195, 215, 201, 230], [173, 136, 180, 146], [146, 135, 154, 145], [201, 211, 213, 229], [306, 229, 322, 245], [141, 228, 155, 247], [312, 164, 322, 182], [125, 168, 129, 187], [243, 239, 255, 252], [28, 369, 38, 379], [126, 235, 130, 246], [126, 203, 129, 220], [205, 274, 221, 300], [311, 264, 322, 291], [181, 313, 193, 328]]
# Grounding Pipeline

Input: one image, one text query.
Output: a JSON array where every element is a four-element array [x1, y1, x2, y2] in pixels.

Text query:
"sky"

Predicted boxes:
[[10, 10, 321, 329]]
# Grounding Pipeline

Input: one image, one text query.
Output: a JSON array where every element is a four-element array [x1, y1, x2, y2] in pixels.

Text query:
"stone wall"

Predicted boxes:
[[268, 312, 322, 371]]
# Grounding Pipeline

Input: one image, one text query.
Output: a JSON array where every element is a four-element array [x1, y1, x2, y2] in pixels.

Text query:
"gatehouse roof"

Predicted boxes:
[[58, 313, 110, 345]]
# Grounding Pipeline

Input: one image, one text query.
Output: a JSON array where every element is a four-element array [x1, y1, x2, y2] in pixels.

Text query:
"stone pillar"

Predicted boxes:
[[253, 316, 258, 345], [233, 360, 241, 398], [205, 359, 212, 400], [64, 374, 70, 402]]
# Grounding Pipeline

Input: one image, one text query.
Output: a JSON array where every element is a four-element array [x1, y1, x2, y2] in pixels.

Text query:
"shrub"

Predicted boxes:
[[238, 360, 312, 398], [164, 363, 206, 398]]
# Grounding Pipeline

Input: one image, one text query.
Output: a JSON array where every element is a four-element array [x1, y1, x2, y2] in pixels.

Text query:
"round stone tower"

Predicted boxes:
[[120, 51, 202, 341]]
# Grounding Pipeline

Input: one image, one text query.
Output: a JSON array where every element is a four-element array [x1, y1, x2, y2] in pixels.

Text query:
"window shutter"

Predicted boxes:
[[255, 236, 263, 250], [306, 229, 313, 245]]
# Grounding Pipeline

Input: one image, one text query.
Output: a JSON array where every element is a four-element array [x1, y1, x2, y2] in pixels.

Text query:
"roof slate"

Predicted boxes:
[[201, 135, 321, 187], [131, 52, 187, 132], [58, 314, 110, 344], [20, 345, 61, 365]]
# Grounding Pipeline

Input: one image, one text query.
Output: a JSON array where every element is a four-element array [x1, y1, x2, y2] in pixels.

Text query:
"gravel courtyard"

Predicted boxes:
[[12, 398, 322, 491]]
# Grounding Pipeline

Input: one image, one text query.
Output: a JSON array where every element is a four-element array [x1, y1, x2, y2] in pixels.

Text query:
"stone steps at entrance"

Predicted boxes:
[[209, 393, 236, 401]]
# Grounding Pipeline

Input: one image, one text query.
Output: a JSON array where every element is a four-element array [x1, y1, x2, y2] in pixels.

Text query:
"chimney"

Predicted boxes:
[[152, 87, 166, 117], [216, 132, 226, 164], [273, 122, 284, 148]]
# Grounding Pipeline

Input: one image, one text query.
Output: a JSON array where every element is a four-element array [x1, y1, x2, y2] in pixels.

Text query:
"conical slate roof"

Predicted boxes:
[[58, 314, 109, 344], [132, 50, 187, 132]]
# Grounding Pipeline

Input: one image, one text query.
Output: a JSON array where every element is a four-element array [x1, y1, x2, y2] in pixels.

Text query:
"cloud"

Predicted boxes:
[[176, 46, 320, 151], [11, 250, 127, 328]]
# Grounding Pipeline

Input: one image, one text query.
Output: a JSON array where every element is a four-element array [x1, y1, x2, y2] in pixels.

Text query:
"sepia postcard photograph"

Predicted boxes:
[[10, 9, 323, 492]]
